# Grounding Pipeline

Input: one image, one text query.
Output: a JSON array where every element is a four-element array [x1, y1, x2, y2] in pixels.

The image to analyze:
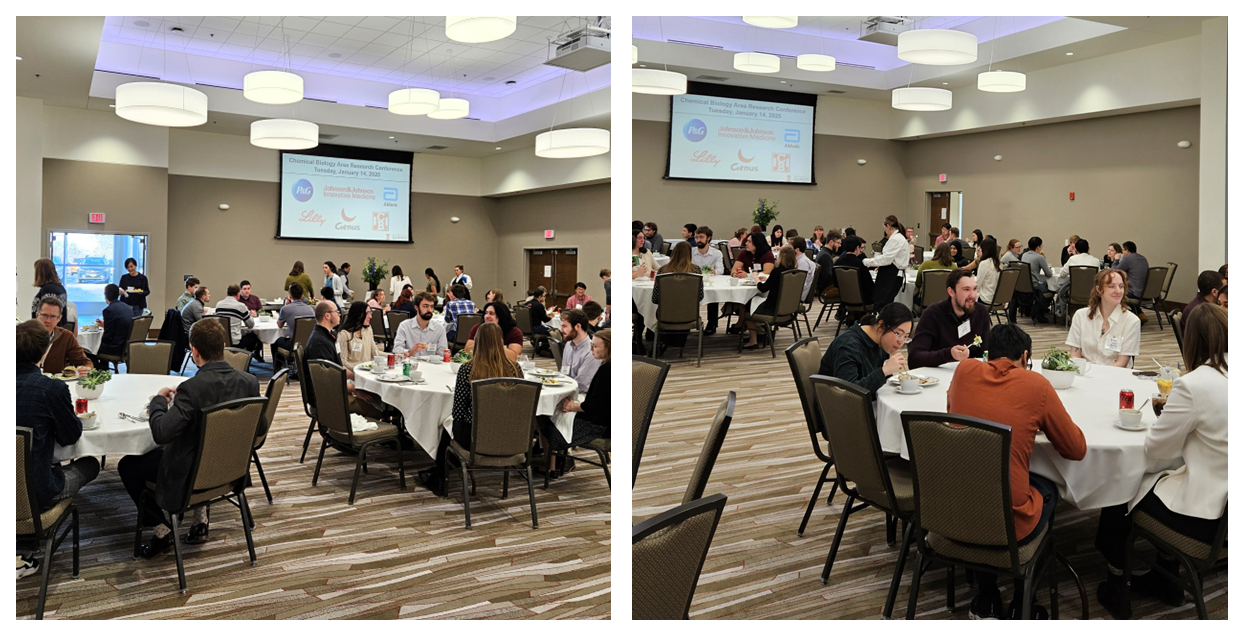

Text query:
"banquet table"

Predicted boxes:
[[248, 317, 283, 344], [77, 327, 103, 355], [653, 253, 671, 269], [352, 359, 577, 456], [632, 274, 762, 331], [54, 374, 188, 462], [872, 360, 1182, 510]]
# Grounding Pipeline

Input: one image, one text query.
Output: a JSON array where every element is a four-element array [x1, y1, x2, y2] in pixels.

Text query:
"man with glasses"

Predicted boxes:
[[34, 296, 93, 374], [304, 300, 384, 419], [907, 269, 993, 369]]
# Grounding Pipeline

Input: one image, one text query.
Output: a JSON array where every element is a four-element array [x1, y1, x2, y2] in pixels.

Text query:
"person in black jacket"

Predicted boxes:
[[833, 236, 874, 316], [89, 284, 133, 369], [742, 246, 800, 350], [118, 257, 151, 317], [535, 329, 611, 478], [32, 258, 69, 326], [118, 318, 263, 557]]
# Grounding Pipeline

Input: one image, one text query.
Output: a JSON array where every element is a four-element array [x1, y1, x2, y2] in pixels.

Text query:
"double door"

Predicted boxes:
[[526, 248, 578, 310]]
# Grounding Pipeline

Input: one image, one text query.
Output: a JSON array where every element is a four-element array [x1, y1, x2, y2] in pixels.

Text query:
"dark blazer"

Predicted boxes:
[[579, 361, 610, 429], [833, 252, 873, 302], [17, 362, 82, 508], [100, 300, 134, 355], [146, 360, 262, 512]]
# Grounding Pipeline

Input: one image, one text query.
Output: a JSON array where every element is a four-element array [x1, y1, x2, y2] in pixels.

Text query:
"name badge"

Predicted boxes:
[[957, 322, 971, 339], [351, 340, 363, 352], [1105, 336, 1122, 353]]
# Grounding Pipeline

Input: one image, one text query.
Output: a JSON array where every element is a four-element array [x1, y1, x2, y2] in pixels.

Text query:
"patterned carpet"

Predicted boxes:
[[633, 306, 1227, 619], [18, 347, 611, 619]]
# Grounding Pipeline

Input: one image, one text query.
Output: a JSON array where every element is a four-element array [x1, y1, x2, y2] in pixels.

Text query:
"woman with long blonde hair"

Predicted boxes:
[[535, 328, 611, 478], [659, 240, 696, 274], [1066, 269, 1140, 367]]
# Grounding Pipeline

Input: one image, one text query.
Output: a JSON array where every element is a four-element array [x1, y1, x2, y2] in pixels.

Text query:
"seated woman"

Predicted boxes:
[[817, 302, 912, 396], [1093, 303, 1228, 618], [485, 289, 504, 305], [632, 231, 657, 280], [651, 242, 702, 352], [915, 242, 956, 305], [975, 237, 1003, 305], [1066, 269, 1140, 367], [949, 241, 971, 269], [419, 322, 522, 496], [742, 246, 799, 350], [535, 329, 610, 478], [392, 285, 416, 315], [336, 302, 384, 409], [465, 302, 524, 362], [367, 289, 390, 313]]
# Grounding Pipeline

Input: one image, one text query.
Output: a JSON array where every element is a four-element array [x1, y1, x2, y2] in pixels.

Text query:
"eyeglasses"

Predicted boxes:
[[37, 313, 61, 321], [891, 329, 911, 344]]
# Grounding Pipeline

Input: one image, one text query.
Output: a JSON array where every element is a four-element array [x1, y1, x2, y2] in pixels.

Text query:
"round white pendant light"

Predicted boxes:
[[243, 70, 303, 105], [388, 88, 441, 115], [891, 87, 953, 111], [734, 52, 781, 73], [445, 16, 517, 43], [427, 97, 470, 120], [797, 53, 836, 72], [250, 119, 319, 150], [632, 44, 638, 64], [977, 70, 1026, 93], [632, 68, 687, 95], [897, 29, 978, 65], [114, 82, 208, 127], [743, 16, 798, 29], [535, 128, 611, 159]]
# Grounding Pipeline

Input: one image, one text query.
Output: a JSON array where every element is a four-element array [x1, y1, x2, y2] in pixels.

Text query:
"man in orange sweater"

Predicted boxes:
[[946, 323, 1087, 619]]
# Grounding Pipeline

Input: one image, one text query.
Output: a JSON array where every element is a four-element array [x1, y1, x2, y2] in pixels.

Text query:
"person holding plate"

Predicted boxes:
[[907, 270, 992, 368], [118, 257, 150, 317]]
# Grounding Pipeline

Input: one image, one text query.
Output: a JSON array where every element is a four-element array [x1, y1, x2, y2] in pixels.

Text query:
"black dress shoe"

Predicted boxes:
[[703, 326, 717, 336], [417, 470, 446, 497], [139, 533, 175, 559], [185, 523, 209, 545]]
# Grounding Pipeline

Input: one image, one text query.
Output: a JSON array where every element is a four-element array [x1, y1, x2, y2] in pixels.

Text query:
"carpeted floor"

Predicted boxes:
[[18, 345, 611, 619], [633, 306, 1226, 619]]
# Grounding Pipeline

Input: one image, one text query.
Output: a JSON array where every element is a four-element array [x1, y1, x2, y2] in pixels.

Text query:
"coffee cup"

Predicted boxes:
[[1072, 358, 1092, 376], [900, 376, 920, 393], [373, 355, 388, 369], [408, 369, 423, 381], [1119, 408, 1143, 429], [730, 277, 739, 286]]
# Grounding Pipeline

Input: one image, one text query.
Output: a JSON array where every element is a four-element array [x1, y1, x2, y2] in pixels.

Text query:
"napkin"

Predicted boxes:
[[349, 413, 378, 432]]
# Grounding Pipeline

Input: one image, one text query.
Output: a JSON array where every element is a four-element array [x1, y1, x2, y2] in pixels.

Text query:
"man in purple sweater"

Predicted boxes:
[[908, 269, 993, 368]]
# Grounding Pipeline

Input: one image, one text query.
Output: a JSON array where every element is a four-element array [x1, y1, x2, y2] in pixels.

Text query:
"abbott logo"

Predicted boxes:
[[383, 187, 399, 202], [683, 119, 707, 142], [292, 179, 314, 202], [784, 129, 800, 143]]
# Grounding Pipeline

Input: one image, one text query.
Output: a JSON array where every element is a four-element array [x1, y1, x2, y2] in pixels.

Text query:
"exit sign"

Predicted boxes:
[[544, 230, 555, 239], [89, 212, 105, 224], [939, 174, 947, 183]]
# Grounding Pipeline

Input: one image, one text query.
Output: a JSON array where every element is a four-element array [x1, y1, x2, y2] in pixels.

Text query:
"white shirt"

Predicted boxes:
[[863, 232, 909, 270], [690, 245, 723, 275], [1065, 304, 1141, 365], [1129, 365, 1228, 520], [796, 253, 816, 301], [976, 258, 1001, 305], [450, 273, 473, 290], [1056, 253, 1101, 289], [392, 317, 448, 355], [560, 335, 601, 393], [390, 275, 413, 300]]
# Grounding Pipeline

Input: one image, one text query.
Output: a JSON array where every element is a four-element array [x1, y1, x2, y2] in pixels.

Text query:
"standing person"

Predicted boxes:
[[272, 283, 314, 371], [338, 263, 353, 302], [34, 297, 93, 374], [818, 303, 912, 395], [535, 328, 611, 479], [1181, 271, 1225, 332], [442, 284, 476, 343], [1001, 238, 1024, 265], [691, 227, 723, 334], [89, 284, 133, 369], [284, 261, 315, 299], [181, 286, 210, 333], [31, 258, 68, 323], [1066, 269, 1141, 367], [975, 237, 1003, 306], [424, 268, 442, 296], [449, 265, 473, 300], [1112, 241, 1151, 322], [118, 257, 150, 317], [238, 280, 262, 316], [769, 225, 786, 249], [1093, 303, 1227, 618], [389, 265, 412, 301], [466, 302, 524, 362], [741, 246, 801, 350], [336, 302, 376, 370], [118, 319, 262, 554], [862, 215, 909, 308], [558, 309, 601, 392], [215, 284, 258, 354], [1020, 236, 1056, 323], [568, 283, 593, 308], [632, 231, 657, 279], [642, 222, 665, 255], [322, 262, 346, 306], [907, 270, 992, 368], [393, 292, 447, 356]]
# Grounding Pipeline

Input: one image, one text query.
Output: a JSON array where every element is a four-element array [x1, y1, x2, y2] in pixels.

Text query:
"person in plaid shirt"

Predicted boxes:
[[442, 284, 476, 343]]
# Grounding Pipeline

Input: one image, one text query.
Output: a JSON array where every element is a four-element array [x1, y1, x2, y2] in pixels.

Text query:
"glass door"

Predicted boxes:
[[49, 231, 148, 326]]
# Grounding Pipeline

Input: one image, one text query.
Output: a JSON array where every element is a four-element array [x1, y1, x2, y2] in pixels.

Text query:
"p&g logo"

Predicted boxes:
[[683, 119, 707, 142], [292, 179, 314, 202]]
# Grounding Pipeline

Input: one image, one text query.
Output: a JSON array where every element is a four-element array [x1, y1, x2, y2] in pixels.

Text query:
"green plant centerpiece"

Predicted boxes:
[[77, 368, 112, 399], [752, 198, 780, 231], [451, 350, 473, 364], [361, 257, 390, 291], [1041, 346, 1079, 371]]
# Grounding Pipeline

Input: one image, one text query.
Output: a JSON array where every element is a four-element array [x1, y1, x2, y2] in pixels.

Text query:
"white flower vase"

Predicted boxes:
[[450, 362, 461, 374], [1040, 367, 1076, 390], [77, 382, 105, 400]]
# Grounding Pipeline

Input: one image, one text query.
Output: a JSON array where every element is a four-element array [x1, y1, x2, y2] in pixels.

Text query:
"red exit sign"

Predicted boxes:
[[88, 212, 105, 224], [544, 230, 555, 239]]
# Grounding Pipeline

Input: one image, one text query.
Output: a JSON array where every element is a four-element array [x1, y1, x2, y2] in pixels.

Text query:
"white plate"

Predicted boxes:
[[1113, 418, 1147, 432], [356, 362, 374, 370], [888, 375, 940, 388], [377, 375, 408, 383], [894, 387, 923, 395], [530, 370, 562, 378], [539, 378, 572, 387]]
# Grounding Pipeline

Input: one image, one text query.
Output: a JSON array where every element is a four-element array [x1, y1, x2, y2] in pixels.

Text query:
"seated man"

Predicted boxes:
[[815, 230, 844, 298], [180, 286, 209, 334], [304, 301, 384, 419], [1181, 270, 1224, 332], [568, 282, 593, 308], [907, 270, 992, 368], [392, 292, 447, 356], [833, 236, 873, 321], [946, 323, 1086, 619], [92, 283, 134, 368], [215, 284, 258, 353], [239, 280, 263, 316], [174, 278, 199, 313], [320, 285, 338, 310], [558, 309, 601, 393], [34, 296, 92, 374], [582, 300, 605, 334], [118, 318, 261, 556], [272, 283, 315, 371], [526, 287, 553, 335], [1052, 238, 1101, 318], [442, 284, 476, 343]]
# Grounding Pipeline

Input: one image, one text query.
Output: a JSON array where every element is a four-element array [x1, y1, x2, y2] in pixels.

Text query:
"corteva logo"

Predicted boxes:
[[292, 179, 314, 202], [683, 119, 707, 142]]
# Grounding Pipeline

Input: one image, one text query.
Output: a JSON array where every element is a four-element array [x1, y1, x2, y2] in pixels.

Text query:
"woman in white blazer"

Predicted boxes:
[[389, 265, 413, 301], [1094, 302, 1228, 617]]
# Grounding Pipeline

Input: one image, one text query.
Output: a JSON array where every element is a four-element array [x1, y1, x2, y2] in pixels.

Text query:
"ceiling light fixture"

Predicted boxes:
[[390, 18, 441, 115], [734, 51, 780, 73], [978, 18, 1026, 93], [796, 17, 835, 72], [115, 82, 208, 126], [445, 16, 517, 43], [538, 36, 610, 160], [632, 44, 638, 64], [897, 28, 978, 65], [429, 97, 470, 119], [742, 16, 798, 29], [632, 17, 686, 95], [250, 118, 318, 149], [891, 87, 952, 111], [243, 70, 304, 104]]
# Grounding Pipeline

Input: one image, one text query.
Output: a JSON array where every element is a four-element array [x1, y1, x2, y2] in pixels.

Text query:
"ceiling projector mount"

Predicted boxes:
[[859, 16, 913, 46]]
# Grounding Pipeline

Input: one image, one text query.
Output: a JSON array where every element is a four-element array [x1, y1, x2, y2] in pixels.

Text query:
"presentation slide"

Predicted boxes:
[[279, 153, 411, 242], [667, 94, 814, 184]]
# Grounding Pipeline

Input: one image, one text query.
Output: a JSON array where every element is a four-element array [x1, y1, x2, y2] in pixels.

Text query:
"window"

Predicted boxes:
[[49, 232, 148, 326]]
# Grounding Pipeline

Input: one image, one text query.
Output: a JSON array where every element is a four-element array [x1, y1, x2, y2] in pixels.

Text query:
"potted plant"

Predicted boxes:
[[1040, 346, 1078, 390], [361, 257, 390, 292], [450, 349, 472, 374], [752, 198, 780, 232], [700, 264, 715, 283], [77, 368, 112, 400]]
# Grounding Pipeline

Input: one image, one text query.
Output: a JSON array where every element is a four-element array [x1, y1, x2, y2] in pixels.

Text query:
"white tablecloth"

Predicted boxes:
[[632, 275, 762, 331], [653, 253, 671, 269], [352, 361, 576, 456], [78, 328, 103, 355], [54, 374, 187, 461], [873, 360, 1181, 510], [249, 318, 282, 344]]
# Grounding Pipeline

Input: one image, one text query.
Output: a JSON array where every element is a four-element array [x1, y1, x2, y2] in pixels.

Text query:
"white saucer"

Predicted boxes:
[[894, 387, 922, 395], [1113, 418, 1147, 432]]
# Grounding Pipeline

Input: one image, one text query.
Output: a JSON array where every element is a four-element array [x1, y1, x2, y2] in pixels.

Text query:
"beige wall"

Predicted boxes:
[[17, 97, 44, 317]]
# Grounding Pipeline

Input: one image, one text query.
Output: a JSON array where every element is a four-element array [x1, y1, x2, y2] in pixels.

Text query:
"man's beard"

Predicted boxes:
[[956, 297, 976, 314], [420, 310, 433, 321], [696, 241, 707, 249]]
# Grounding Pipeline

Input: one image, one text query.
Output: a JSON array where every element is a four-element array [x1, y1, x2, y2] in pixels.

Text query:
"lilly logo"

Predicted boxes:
[[737, 150, 754, 163], [683, 119, 707, 142], [340, 209, 356, 222], [292, 179, 314, 202]]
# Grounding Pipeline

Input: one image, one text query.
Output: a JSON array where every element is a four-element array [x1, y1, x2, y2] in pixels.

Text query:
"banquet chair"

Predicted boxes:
[[721, 248, 733, 274], [514, 305, 534, 345], [662, 241, 672, 256], [1065, 266, 1099, 327], [784, 340, 838, 537], [1129, 266, 1170, 331], [370, 307, 387, 347], [222, 347, 252, 374], [652, 272, 704, 366], [274, 317, 316, 378], [1170, 310, 1185, 354], [383, 311, 409, 352], [1119, 502, 1227, 619], [633, 494, 727, 620], [208, 315, 234, 347], [307, 359, 406, 505], [1160, 261, 1179, 308], [17, 428, 79, 620], [729, 246, 743, 263], [97, 314, 153, 372], [1009, 262, 1053, 326], [743, 269, 806, 358], [447, 378, 542, 529], [158, 309, 188, 374], [914, 245, 925, 264], [809, 376, 914, 617], [832, 266, 874, 337], [794, 263, 820, 337], [915, 269, 952, 318], [549, 335, 564, 370], [453, 313, 483, 353], [125, 340, 174, 375], [293, 344, 320, 464], [813, 276, 842, 331], [132, 397, 267, 594], [899, 411, 1087, 620], [250, 369, 287, 506], [631, 356, 670, 485], [983, 267, 1020, 326], [682, 391, 735, 505]]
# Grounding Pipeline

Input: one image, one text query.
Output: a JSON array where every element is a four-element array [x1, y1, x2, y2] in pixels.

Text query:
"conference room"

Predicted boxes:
[[631, 16, 1227, 620], [16, 15, 612, 619]]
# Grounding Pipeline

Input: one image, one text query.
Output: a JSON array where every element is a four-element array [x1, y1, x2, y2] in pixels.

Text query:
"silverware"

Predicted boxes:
[[445, 385, 454, 392]]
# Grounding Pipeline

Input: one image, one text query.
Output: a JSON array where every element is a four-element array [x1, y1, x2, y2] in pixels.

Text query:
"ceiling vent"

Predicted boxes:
[[836, 61, 877, 71], [693, 75, 731, 82], [667, 39, 723, 50], [825, 89, 847, 94], [859, 16, 911, 46], [424, 145, 449, 150], [318, 134, 339, 141]]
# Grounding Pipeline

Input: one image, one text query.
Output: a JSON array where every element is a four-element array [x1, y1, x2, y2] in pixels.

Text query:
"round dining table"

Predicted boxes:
[[652, 253, 671, 269], [352, 359, 577, 456], [77, 327, 103, 355], [248, 317, 283, 344], [632, 274, 762, 331], [872, 359, 1182, 510], [54, 374, 188, 462]]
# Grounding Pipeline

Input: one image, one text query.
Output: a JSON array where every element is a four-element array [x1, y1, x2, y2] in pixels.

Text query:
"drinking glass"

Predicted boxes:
[[1151, 392, 1167, 418]]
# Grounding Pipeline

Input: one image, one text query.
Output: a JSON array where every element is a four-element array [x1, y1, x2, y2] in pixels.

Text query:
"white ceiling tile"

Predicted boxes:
[[182, 39, 223, 54], [522, 16, 570, 30], [174, 17, 205, 26], [303, 58, 339, 71], [371, 57, 406, 70], [249, 49, 283, 63], [342, 26, 385, 43], [233, 22, 274, 38], [511, 24, 548, 43], [289, 44, 325, 57], [371, 31, 412, 48], [225, 32, 262, 47], [116, 26, 152, 43], [357, 16, 402, 32], [332, 62, 368, 74], [323, 16, 366, 27], [344, 52, 381, 66], [297, 32, 339, 48], [254, 38, 286, 52], [504, 40, 546, 56], [217, 44, 254, 57], [279, 16, 322, 32], [360, 43, 396, 57], [102, 24, 122, 38], [104, 16, 124, 25], [200, 16, 241, 31], [310, 21, 352, 37]]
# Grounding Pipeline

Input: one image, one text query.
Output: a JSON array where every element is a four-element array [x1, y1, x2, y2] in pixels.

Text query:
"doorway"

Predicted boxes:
[[526, 248, 578, 310], [49, 231, 148, 326], [925, 191, 963, 246]]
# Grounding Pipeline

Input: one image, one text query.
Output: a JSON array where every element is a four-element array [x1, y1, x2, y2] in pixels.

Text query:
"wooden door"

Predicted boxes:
[[525, 248, 579, 310], [528, 249, 554, 300], [928, 192, 950, 246]]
